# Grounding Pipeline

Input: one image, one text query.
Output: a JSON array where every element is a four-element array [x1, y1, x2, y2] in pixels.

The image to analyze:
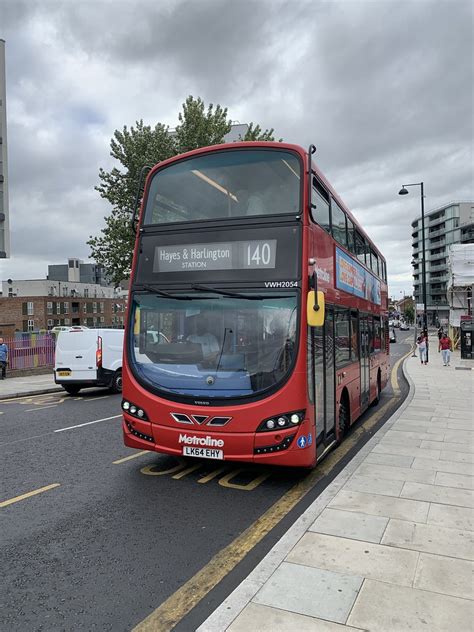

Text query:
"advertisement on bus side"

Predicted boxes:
[[335, 247, 381, 305]]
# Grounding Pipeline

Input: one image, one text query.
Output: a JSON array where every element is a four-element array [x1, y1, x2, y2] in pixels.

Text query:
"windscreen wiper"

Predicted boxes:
[[190, 284, 289, 300], [136, 285, 203, 300]]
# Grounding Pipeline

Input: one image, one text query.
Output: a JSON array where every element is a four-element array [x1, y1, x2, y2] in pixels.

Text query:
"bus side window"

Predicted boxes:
[[331, 200, 348, 250], [371, 248, 379, 277], [347, 218, 356, 255], [335, 308, 350, 367], [351, 311, 359, 360], [311, 178, 331, 233], [355, 231, 367, 266]]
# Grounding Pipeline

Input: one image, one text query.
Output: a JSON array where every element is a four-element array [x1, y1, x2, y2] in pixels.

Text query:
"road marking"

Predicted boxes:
[[390, 348, 411, 394], [113, 451, 150, 465], [83, 395, 110, 402], [133, 354, 408, 632], [0, 392, 64, 404], [25, 405, 58, 412], [0, 483, 60, 508], [54, 415, 121, 433], [219, 469, 272, 490]]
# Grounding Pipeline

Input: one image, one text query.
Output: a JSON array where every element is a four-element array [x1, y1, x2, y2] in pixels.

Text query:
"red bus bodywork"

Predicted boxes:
[[122, 142, 389, 468]]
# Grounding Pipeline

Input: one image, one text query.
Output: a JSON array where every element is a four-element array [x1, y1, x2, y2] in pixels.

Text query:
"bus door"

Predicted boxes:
[[360, 315, 370, 409], [313, 305, 336, 447]]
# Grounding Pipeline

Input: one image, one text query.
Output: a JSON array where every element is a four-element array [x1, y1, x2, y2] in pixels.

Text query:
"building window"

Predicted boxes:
[[27, 301, 34, 316], [100, 316, 105, 323], [63, 286, 68, 297], [83, 303, 87, 313], [64, 318, 70, 325], [27, 319, 34, 331], [93, 302, 97, 314], [47, 302, 53, 315], [47, 319, 53, 328], [84, 288, 89, 297], [100, 302, 104, 314], [64, 302, 69, 313]]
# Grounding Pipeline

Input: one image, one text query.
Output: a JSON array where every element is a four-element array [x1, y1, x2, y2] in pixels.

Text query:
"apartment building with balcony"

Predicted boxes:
[[411, 201, 474, 325]]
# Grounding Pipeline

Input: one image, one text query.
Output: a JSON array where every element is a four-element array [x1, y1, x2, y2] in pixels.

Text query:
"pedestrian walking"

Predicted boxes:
[[417, 333, 428, 364], [438, 332, 453, 366], [0, 337, 8, 379]]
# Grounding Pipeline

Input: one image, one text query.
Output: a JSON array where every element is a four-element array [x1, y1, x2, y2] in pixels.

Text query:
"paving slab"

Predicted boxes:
[[364, 453, 414, 467], [401, 481, 474, 507], [427, 503, 474, 531], [287, 532, 418, 587], [252, 562, 363, 624], [347, 579, 473, 632], [354, 462, 436, 484], [414, 553, 474, 601], [381, 518, 473, 560], [421, 439, 474, 453], [344, 474, 405, 497], [411, 457, 474, 475], [329, 489, 430, 522], [227, 603, 365, 632], [309, 508, 389, 544], [435, 471, 474, 489]]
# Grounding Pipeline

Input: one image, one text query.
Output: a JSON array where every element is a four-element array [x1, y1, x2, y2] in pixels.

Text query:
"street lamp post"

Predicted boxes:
[[399, 182, 428, 362]]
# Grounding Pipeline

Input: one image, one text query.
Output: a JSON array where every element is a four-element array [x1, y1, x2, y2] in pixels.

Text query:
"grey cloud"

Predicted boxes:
[[0, 0, 472, 299]]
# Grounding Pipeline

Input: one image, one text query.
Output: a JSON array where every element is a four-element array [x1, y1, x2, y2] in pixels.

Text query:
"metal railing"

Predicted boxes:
[[2, 333, 55, 370]]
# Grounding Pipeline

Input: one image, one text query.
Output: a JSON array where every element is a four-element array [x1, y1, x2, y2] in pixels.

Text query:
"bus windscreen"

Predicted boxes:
[[129, 291, 298, 400], [143, 149, 301, 224]]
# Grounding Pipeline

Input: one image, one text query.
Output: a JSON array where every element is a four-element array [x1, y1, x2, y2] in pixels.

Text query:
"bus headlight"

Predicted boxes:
[[257, 410, 305, 432], [122, 399, 149, 421]]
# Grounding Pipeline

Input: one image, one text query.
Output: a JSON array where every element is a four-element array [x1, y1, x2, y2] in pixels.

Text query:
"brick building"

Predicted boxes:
[[0, 295, 126, 336]]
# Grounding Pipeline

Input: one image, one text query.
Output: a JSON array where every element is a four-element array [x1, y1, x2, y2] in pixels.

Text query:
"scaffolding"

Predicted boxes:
[[447, 244, 473, 348]]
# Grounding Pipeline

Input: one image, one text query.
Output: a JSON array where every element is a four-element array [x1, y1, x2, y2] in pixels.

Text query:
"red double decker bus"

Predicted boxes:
[[121, 142, 389, 468]]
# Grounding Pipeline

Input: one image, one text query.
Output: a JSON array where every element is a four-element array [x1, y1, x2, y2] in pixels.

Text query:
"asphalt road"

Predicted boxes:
[[0, 334, 412, 631]]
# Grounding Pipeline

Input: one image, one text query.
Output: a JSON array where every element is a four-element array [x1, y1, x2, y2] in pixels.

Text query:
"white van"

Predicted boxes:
[[54, 329, 124, 395]]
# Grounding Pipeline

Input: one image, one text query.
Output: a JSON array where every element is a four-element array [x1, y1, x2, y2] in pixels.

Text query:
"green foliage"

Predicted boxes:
[[242, 122, 281, 142], [404, 304, 415, 324], [88, 96, 280, 286]]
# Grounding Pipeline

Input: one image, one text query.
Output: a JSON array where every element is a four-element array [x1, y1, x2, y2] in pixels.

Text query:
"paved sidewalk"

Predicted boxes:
[[200, 348, 474, 631], [0, 372, 62, 400]]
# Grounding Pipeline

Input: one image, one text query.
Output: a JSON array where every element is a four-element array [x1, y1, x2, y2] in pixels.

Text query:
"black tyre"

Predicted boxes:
[[338, 394, 350, 439], [110, 370, 123, 394], [63, 384, 81, 395], [371, 374, 381, 407]]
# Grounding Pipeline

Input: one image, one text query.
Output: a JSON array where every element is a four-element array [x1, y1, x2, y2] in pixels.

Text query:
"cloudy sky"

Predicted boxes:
[[0, 0, 472, 298]]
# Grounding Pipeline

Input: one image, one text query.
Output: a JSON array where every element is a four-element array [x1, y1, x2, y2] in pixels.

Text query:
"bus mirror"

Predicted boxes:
[[307, 290, 325, 327]]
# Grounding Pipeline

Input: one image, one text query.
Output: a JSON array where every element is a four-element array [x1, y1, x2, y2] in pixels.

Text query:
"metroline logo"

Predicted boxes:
[[178, 434, 224, 448]]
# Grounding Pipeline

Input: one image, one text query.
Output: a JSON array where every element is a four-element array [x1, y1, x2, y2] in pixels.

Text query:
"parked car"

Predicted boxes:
[[400, 322, 410, 330], [54, 328, 124, 394]]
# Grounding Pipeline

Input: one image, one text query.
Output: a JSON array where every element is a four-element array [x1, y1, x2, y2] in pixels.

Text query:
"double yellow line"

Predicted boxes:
[[134, 351, 411, 632]]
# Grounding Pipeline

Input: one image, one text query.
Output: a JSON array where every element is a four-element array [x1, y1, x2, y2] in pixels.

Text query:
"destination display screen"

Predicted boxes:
[[154, 239, 277, 273], [135, 225, 300, 286]]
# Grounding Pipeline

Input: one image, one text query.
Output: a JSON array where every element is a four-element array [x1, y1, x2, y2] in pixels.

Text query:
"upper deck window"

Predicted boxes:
[[331, 200, 348, 249], [311, 179, 331, 233], [144, 149, 301, 225]]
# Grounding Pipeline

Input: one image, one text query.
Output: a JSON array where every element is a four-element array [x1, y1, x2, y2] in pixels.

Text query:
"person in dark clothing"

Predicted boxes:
[[0, 338, 8, 379]]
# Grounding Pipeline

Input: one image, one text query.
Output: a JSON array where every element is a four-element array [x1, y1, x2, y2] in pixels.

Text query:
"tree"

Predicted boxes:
[[88, 96, 280, 286], [404, 304, 415, 324]]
